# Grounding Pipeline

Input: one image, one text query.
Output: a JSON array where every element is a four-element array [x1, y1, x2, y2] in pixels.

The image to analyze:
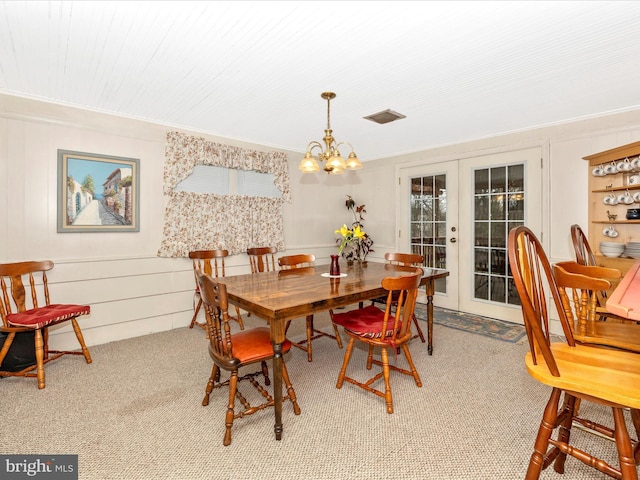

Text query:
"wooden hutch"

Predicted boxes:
[[583, 140, 640, 274]]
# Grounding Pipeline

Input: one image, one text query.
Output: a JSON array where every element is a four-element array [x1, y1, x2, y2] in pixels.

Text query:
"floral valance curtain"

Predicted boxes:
[[157, 132, 290, 258]]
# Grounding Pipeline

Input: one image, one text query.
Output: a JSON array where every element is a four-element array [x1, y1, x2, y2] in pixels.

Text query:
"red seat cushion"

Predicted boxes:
[[7, 304, 90, 330], [215, 327, 292, 364], [332, 305, 398, 339]]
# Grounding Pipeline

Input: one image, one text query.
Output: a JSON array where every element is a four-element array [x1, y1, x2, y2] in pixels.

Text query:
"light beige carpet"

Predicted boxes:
[[0, 309, 632, 479]]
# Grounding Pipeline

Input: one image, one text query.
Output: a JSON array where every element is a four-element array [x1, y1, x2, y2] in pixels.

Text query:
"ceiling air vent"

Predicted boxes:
[[363, 109, 406, 125]]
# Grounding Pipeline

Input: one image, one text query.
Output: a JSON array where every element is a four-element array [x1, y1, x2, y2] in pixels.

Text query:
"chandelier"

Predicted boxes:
[[298, 92, 362, 174]]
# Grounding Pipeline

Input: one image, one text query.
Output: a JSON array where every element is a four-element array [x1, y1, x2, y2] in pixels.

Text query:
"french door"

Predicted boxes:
[[398, 147, 542, 323]]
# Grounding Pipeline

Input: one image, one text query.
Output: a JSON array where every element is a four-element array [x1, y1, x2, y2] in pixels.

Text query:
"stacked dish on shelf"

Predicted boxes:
[[599, 241, 625, 258], [624, 241, 640, 259]]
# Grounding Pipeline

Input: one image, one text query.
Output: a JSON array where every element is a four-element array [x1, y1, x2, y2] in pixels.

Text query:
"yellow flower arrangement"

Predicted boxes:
[[334, 195, 375, 262], [335, 224, 366, 255]]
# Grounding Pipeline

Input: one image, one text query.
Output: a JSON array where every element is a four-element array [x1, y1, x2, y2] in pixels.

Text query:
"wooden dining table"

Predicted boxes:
[[218, 261, 449, 441]]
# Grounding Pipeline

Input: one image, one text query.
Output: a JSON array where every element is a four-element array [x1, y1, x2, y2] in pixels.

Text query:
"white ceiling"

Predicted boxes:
[[2, 1, 640, 161]]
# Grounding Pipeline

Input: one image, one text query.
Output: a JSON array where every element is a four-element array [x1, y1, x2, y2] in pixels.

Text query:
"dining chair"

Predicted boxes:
[[330, 269, 423, 414], [245, 247, 278, 320], [508, 225, 640, 480], [553, 261, 640, 353], [0, 260, 92, 389], [197, 271, 300, 446], [570, 224, 598, 267], [278, 254, 342, 362], [569, 224, 631, 323], [369, 252, 426, 343], [247, 247, 277, 273], [189, 249, 244, 332]]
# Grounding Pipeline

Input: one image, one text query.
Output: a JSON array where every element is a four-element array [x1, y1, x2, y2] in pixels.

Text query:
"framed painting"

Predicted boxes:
[[57, 150, 140, 233]]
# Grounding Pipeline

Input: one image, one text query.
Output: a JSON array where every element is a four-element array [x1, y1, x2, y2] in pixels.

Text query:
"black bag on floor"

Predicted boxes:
[[0, 330, 36, 373]]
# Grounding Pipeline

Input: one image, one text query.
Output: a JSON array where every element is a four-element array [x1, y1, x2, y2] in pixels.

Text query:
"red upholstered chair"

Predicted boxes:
[[370, 252, 426, 343], [278, 254, 342, 361], [197, 271, 300, 446], [189, 249, 244, 332], [330, 269, 423, 414], [0, 260, 92, 389]]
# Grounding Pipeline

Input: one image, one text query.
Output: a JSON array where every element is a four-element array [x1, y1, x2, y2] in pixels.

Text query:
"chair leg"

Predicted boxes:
[[34, 329, 46, 390], [261, 360, 270, 386], [190, 297, 202, 329], [552, 393, 576, 474], [281, 362, 301, 415], [411, 313, 426, 343], [366, 345, 374, 370], [380, 347, 393, 414], [43, 326, 49, 360], [0, 332, 16, 372], [305, 316, 313, 362], [400, 344, 422, 387], [234, 305, 245, 330], [631, 409, 640, 463], [223, 372, 238, 446], [331, 322, 343, 349], [202, 364, 219, 407], [612, 407, 638, 480], [286, 316, 315, 361], [70, 318, 92, 363], [526, 387, 562, 480], [337, 338, 356, 388]]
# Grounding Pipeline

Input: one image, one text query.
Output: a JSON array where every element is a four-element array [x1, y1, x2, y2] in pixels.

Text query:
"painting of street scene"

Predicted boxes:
[[57, 150, 140, 232]]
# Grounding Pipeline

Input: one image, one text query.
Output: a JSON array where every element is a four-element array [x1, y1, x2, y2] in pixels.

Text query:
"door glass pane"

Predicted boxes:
[[475, 249, 488, 273], [475, 196, 489, 220], [473, 163, 524, 305], [410, 174, 447, 294], [475, 169, 489, 194]]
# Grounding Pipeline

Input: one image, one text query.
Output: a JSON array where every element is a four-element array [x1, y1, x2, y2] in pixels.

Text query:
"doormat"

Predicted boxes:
[[414, 304, 527, 344]]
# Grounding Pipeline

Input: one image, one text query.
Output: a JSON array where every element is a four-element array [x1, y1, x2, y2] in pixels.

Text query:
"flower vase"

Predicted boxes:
[[330, 255, 340, 276]]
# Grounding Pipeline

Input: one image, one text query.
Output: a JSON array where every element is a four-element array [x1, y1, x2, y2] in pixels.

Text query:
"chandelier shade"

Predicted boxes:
[[299, 92, 362, 174]]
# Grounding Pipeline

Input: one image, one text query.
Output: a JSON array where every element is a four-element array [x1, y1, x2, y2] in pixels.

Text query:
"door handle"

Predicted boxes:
[[450, 237, 457, 243]]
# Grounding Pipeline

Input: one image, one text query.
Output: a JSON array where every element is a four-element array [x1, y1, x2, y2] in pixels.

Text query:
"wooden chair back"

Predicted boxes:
[[378, 270, 422, 343], [552, 261, 611, 335], [247, 247, 277, 273], [570, 224, 597, 267], [196, 271, 235, 368], [508, 226, 574, 376], [278, 254, 315, 270], [0, 260, 54, 325], [370, 252, 426, 343], [569, 225, 628, 322], [188, 249, 243, 331], [553, 261, 640, 353], [189, 249, 229, 278], [384, 252, 423, 267]]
